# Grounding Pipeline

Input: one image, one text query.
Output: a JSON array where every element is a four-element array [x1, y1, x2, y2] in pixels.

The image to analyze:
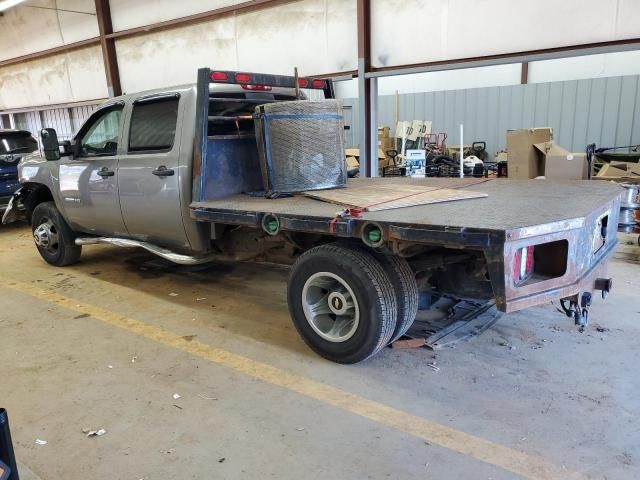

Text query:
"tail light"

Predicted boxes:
[[235, 72, 251, 83], [241, 84, 272, 91], [210, 71, 228, 81], [206, 69, 327, 89], [513, 246, 534, 284]]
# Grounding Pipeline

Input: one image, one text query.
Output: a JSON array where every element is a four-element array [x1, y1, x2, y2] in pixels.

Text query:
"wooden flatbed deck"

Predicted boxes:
[[190, 178, 622, 232]]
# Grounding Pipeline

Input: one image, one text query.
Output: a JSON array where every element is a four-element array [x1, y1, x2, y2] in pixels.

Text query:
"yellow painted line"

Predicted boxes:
[[4, 279, 583, 480]]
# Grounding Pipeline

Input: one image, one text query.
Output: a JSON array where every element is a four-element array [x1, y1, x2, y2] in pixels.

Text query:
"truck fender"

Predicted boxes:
[[21, 183, 54, 224]]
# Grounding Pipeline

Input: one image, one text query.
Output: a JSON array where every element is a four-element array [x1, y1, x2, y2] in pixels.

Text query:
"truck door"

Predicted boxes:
[[58, 104, 129, 236], [117, 93, 190, 250]]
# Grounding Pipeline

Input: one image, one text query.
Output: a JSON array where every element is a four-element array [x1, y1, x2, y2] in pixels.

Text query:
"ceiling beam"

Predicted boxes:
[[95, 0, 121, 97]]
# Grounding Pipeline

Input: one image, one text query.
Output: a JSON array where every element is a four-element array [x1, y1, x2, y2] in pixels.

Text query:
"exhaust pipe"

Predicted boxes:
[[75, 237, 219, 265], [0, 408, 19, 480]]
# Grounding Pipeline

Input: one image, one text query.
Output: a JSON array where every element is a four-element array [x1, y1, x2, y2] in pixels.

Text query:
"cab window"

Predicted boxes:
[[78, 107, 122, 157], [128, 97, 179, 153]]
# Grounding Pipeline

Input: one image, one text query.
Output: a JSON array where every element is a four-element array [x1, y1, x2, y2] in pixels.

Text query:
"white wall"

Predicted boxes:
[[0, 0, 98, 61], [370, 0, 640, 68], [529, 51, 640, 83], [109, 0, 246, 31], [1, 0, 639, 110], [335, 63, 521, 97], [0, 46, 108, 109], [115, 0, 357, 93], [335, 51, 640, 99]]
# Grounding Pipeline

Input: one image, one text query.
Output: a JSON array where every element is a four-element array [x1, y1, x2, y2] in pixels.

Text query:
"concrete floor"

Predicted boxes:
[[0, 222, 639, 480]]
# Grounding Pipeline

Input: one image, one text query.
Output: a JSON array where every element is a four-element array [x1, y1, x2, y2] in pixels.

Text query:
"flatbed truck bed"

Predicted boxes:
[[191, 177, 620, 234], [191, 177, 621, 317]]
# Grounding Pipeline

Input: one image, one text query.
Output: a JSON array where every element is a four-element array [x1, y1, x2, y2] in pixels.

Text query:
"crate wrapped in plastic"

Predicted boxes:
[[254, 100, 347, 195]]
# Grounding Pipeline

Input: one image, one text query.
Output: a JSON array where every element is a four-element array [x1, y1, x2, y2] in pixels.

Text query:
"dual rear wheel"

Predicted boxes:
[[287, 243, 418, 364]]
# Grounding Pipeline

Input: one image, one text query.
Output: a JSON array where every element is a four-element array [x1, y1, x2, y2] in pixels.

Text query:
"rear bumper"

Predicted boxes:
[[495, 198, 621, 313], [500, 238, 615, 313]]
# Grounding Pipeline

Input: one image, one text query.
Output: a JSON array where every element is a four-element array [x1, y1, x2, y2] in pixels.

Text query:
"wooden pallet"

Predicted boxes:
[[303, 182, 487, 211]]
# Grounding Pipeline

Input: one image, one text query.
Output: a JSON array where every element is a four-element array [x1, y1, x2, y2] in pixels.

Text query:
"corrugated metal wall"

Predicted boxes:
[[4, 104, 99, 150], [342, 74, 640, 156]]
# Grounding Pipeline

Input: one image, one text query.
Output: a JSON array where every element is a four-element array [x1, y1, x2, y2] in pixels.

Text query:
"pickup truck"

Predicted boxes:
[[3, 67, 620, 364]]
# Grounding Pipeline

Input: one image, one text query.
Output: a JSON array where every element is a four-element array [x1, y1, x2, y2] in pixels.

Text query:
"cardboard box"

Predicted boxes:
[[378, 136, 396, 152], [506, 128, 553, 179], [344, 148, 386, 160], [345, 148, 360, 157], [377, 126, 390, 138], [533, 142, 588, 180]]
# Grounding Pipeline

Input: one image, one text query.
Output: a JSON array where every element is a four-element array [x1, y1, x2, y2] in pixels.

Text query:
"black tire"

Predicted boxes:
[[375, 254, 419, 343], [31, 201, 81, 266], [287, 244, 397, 364]]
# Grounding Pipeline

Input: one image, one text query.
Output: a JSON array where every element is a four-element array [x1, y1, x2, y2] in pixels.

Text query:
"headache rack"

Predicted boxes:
[[192, 67, 335, 202]]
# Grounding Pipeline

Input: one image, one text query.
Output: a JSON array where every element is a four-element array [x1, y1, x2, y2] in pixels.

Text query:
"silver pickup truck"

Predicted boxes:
[[4, 68, 621, 364]]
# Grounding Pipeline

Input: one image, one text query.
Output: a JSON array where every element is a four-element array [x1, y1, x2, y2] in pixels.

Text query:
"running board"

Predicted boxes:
[[74, 237, 218, 265]]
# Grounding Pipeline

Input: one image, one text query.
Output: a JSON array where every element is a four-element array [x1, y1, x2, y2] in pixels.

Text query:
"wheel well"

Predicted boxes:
[[23, 183, 54, 224]]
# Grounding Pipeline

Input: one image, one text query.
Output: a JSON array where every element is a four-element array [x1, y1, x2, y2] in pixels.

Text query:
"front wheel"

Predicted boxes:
[[31, 201, 81, 266], [287, 244, 397, 364]]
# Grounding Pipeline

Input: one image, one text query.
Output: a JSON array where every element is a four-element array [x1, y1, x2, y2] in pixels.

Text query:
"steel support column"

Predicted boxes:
[[357, 0, 376, 177], [520, 62, 529, 84], [368, 76, 378, 177], [95, 0, 121, 97]]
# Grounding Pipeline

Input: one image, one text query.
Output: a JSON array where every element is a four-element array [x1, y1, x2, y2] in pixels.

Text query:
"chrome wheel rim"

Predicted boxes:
[[33, 217, 59, 254], [302, 272, 359, 343]]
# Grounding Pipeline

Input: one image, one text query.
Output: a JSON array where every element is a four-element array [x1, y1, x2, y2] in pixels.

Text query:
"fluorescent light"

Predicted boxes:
[[0, 0, 28, 13]]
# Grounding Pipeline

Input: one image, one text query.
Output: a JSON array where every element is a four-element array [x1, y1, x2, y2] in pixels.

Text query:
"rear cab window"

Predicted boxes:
[[128, 95, 179, 153]]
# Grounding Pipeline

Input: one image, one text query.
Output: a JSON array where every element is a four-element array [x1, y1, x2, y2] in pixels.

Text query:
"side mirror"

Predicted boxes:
[[41, 128, 61, 161], [72, 141, 82, 158], [59, 140, 73, 157]]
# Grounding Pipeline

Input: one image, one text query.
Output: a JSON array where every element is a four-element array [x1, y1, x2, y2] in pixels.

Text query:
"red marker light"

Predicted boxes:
[[241, 84, 272, 91], [235, 73, 251, 83], [210, 71, 228, 81], [312, 79, 324, 88], [297, 78, 309, 88]]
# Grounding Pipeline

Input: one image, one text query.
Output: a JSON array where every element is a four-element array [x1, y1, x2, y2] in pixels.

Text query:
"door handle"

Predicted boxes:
[[152, 165, 174, 177], [97, 167, 114, 177]]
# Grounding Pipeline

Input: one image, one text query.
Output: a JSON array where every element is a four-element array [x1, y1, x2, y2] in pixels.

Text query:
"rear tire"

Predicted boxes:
[[375, 254, 419, 343], [287, 244, 397, 364], [31, 201, 81, 266]]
